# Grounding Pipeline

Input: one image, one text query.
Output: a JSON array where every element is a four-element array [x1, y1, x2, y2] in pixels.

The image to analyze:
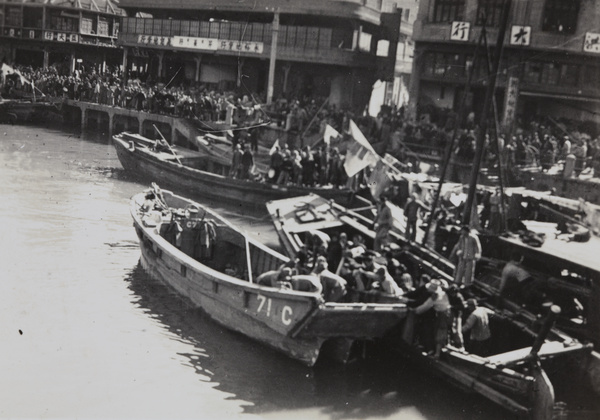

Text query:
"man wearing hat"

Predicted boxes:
[[414, 279, 451, 358], [462, 298, 495, 357], [449, 225, 482, 286]]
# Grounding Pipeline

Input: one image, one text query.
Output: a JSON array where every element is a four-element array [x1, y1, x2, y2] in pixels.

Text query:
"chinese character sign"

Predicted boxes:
[[170, 36, 263, 54], [172, 36, 218, 51], [510, 26, 531, 46], [584, 32, 600, 53], [502, 77, 519, 130], [450, 22, 470, 42]]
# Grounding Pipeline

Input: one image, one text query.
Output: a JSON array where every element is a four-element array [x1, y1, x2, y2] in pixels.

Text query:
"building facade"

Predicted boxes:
[[410, 0, 600, 128], [116, 0, 404, 111], [0, 0, 123, 73]]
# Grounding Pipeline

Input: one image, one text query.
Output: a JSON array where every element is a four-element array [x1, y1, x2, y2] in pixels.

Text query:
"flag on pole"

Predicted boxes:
[[0, 63, 30, 86], [343, 120, 379, 177], [269, 139, 280, 155], [323, 124, 339, 145]]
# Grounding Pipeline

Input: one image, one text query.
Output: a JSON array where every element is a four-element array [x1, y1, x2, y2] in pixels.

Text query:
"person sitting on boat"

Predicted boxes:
[[290, 274, 324, 294], [306, 230, 330, 263], [413, 279, 452, 359], [461, 298, 495, 357], [398, 272, 414, 293], [375, 266, 404, 298], [141, 192, 158, 212], [449, 225, 482, 287], [312, 256, 346, 302], [352, 251, 382, 292], [256, 267, 293, 289], [153, 138, 171, 153]]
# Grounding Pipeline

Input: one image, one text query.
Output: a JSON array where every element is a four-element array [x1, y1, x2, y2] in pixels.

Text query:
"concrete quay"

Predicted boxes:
[[60, 99, 222, 146]]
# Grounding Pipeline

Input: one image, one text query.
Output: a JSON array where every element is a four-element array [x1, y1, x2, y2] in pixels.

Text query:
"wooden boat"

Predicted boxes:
[[114, 131, 359, 210], [468, 186, 600, 345], [130, 185, 408, 366], [265, 194, 600, 419], [0, 98, 60, 124]]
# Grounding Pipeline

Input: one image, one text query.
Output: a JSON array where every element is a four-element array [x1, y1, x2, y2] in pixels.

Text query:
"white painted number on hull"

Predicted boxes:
[[257, 295, 293, 325], [282, 306, 293, 325]]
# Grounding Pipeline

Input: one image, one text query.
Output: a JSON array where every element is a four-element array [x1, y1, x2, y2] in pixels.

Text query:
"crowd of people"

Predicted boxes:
[[4, 63, 600, 183]]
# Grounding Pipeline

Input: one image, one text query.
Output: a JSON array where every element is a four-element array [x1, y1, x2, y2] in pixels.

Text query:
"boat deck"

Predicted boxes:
[[500, 231, 600, 275]]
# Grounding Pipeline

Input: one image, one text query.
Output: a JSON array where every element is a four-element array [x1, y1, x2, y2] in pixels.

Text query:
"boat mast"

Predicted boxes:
[[462, 0, 512, 226], [421, 19, 488, 246]]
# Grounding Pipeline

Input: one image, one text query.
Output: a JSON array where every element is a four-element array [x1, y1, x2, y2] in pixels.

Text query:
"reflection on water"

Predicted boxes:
[[124, 264, 506, 420]]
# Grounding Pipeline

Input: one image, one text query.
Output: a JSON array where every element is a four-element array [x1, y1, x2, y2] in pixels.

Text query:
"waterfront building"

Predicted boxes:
[[409, 0, 600, 128], [116, 0, 406, 111], [0, 0, 124, 73]]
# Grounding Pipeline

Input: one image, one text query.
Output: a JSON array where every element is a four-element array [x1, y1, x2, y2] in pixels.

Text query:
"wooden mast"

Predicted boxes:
[[421, 20, 488, 246], [462, 0, 512, 226]]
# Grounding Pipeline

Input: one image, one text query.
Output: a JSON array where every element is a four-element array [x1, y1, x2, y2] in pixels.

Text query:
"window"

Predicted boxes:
[[432, 0, 465, 23], [541, 62, 560, 85], [560, 63, 579, 86], [423, 52, 466, 78], [475, 0, 505, 27], [583, 66, 600, 87], [542, 0, 580, 34], [524, 61, 542, 84], [6, 6, 22, 27]]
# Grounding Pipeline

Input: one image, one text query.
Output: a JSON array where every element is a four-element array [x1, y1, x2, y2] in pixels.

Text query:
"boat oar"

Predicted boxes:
[[153, 124, 182, 165]]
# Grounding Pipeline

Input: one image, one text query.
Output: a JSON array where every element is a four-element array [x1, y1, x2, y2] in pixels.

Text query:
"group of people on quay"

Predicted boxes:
[[4, 62, 599, 181]]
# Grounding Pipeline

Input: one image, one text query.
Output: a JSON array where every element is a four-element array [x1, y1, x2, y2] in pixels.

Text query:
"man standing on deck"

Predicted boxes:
[[241, 145, 254, 180], [374, 196, 393, 251], [449, 226, 482, 287], [404, 193, 427, 242], [462, 298, 494, 356]]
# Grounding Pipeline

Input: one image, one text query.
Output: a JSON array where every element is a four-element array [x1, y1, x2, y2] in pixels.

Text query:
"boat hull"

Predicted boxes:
[[131, 189, 407, 366], [114, 134, 355, 209]]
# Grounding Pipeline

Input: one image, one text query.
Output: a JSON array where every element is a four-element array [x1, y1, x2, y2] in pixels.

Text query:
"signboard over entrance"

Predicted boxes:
[[138, 35, 264, 54]]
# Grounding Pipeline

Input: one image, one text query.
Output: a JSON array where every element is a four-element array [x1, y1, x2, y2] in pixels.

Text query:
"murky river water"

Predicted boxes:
[[0, 123, 509, 419]]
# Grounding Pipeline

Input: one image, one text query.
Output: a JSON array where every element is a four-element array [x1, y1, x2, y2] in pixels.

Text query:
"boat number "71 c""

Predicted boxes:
[[257, 295, 293, 325]]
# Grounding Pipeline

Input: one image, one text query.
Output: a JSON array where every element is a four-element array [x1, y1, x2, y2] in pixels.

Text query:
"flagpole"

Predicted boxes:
[[299, 97, 329, 148]]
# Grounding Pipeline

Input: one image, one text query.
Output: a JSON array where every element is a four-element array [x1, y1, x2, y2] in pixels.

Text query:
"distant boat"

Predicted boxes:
[[114, 132, 360, 211], [265, 193, 600, 419], [130, 185, 407, 366], [0, 97, 60, 124]]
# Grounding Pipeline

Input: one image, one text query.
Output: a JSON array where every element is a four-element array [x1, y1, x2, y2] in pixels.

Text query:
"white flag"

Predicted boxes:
[[323, 124, 339, 145], [269, 139, 280, 156], [343, 120, 379, 177]]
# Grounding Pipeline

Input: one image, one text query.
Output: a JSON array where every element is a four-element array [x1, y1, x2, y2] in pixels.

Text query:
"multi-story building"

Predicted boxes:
[[409, 0, 600, 128], [116, 0, 404, 111], [0, 0, 123, 73]]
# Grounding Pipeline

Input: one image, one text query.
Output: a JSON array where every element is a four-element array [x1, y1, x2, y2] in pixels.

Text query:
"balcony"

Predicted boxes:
[[118, 17, 381, 68]]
